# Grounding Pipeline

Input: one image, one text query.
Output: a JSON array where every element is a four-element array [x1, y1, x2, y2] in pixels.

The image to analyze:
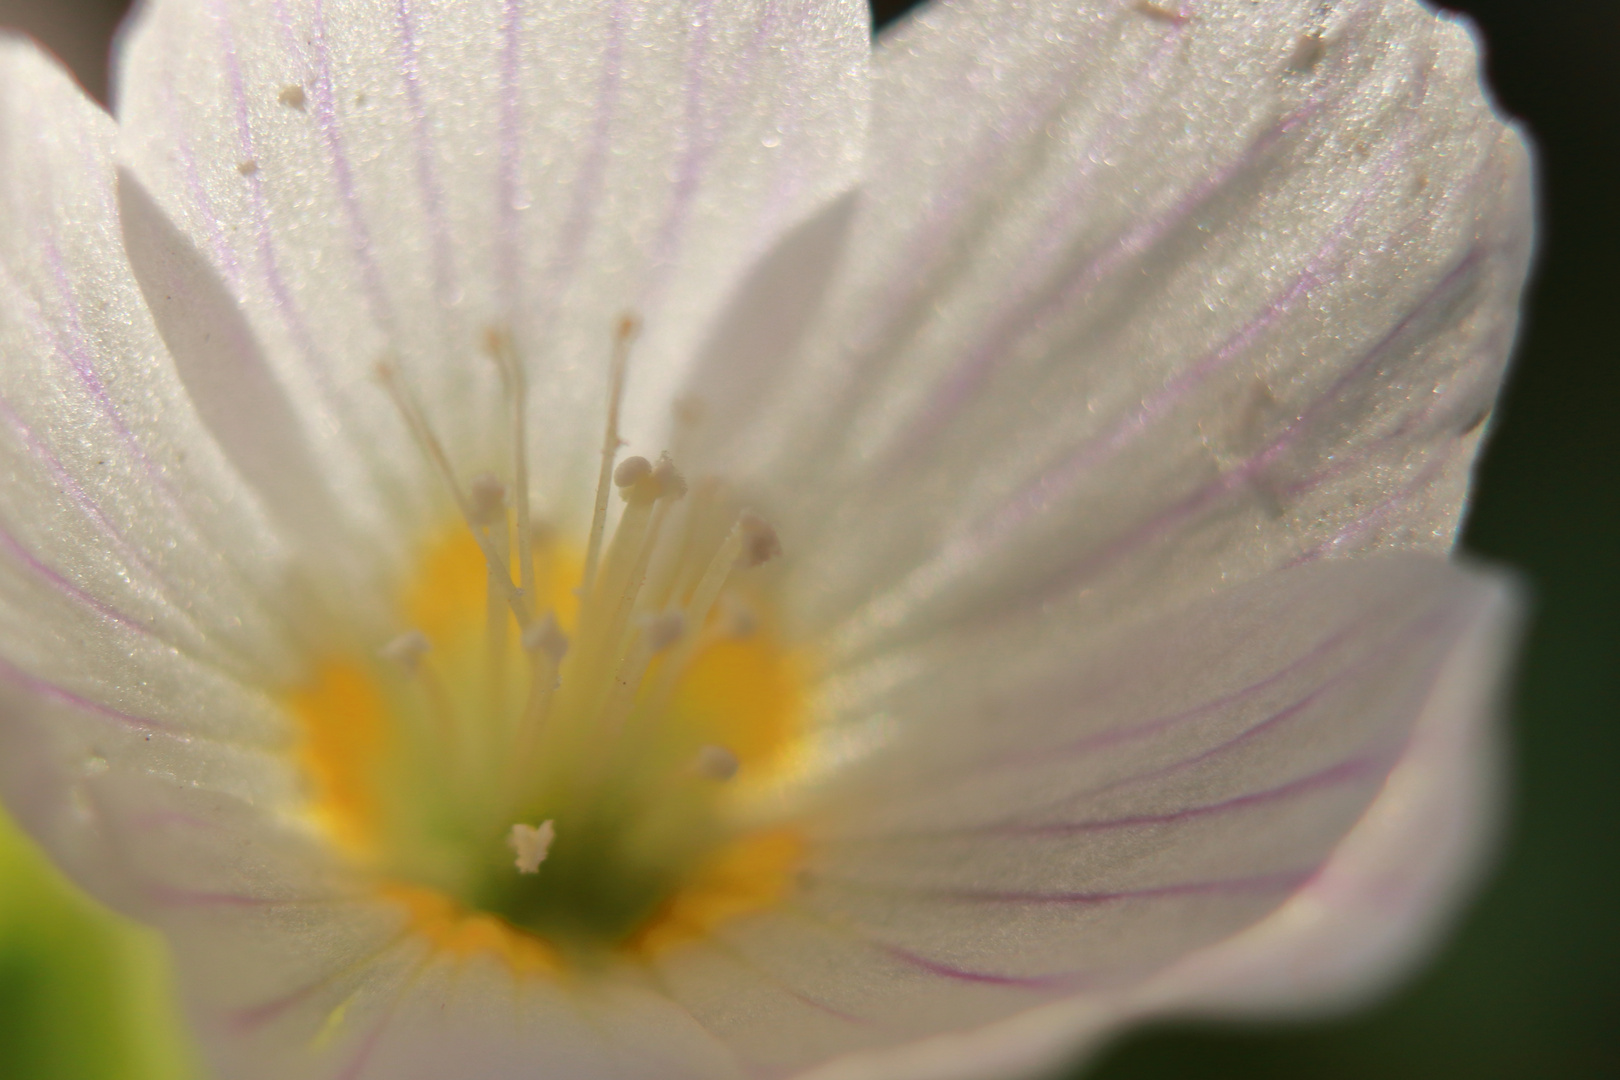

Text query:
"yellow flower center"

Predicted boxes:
[[282, 324, 808, 970]]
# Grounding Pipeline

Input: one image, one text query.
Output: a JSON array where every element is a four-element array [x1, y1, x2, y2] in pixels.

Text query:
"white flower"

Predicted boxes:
[[0, 0, 1530, 1078]]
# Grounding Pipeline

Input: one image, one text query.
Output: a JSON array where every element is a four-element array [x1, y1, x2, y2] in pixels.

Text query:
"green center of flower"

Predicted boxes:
[[285, 324, 804, 964]]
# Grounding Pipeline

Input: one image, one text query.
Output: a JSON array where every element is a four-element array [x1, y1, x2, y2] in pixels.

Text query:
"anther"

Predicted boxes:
[[736, 511, 782, 569], [651, 453, 688, 501], [694, 745, 740, 781], [614, 456, 653, 489], [378, 629, 432, 671], [640, 610, 687, 652], [507, 820, 556, 874], [484, 327, 538, 619], [468, 472, 507, 526], [522, 612, 570, 662], [377, 361, 528, 624]]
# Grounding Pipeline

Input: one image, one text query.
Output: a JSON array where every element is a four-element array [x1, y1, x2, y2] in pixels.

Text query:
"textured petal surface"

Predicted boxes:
[[785, 560, 1515, 1080], [0, 3, 1531, 1079], [680, 0, 1531, 659], [0, 39, 313, 908], [116, 0, 870, 560], [645, 556, 1510, 1077], [98, 555, 1509, 1080]]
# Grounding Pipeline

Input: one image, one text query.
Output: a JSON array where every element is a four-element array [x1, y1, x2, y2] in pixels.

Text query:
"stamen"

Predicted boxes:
[[523, 612, 571, 664], [736, 511, 782, 569], [507, 820, 556, 874], [689, 512, 779, 630], [646, 476, 721, 612], [581, 455, 686, 692], [596, 608, 683, 735], [485, 329, 537, 621], [641, 610, 688, 653], [467, 472, 507, 527], [582, 314, 639, 594], [646, 510, 780, 712], [377, 362, 529, 627], [591, 607, 688, 741], [693, 745, 739, 782], [506, 611, 570, 790], [378, 629, 432, 670], [378, 629, 457, 751], [613, 455, 653, 490], [469, 471, 511, 707]]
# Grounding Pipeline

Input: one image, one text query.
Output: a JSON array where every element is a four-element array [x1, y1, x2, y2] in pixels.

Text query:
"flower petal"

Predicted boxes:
[[175, 934, 753, 1080], [0, 37, 297, 672], [0, 34, 319, 925], [115, 0, 871, 538], [685, 0, 1531, 654], [118, 166, 365, 568], [648, 556, 1511, 1077]]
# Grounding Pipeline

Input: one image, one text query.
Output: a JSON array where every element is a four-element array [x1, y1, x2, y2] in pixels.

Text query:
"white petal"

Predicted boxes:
[[648, 556, 1512, 1077], [152, 888, 749, 1079], [1131, 563, 1512, 1014], [280, 959, 744, 1080], [118, 167, 366, 570], [0, 36, 323, 915], [787, 560, 1516, 1080], [686, 0, 1531, 655], [115, 0, 871, 539], [0, 38, 297, 672]]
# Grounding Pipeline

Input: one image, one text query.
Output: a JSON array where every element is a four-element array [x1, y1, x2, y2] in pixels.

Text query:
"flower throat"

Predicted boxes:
[[287, 319, 804, 961]]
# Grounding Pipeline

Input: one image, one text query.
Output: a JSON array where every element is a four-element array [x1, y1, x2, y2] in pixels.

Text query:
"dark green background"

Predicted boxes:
[[0, 0, 1613, 1076]]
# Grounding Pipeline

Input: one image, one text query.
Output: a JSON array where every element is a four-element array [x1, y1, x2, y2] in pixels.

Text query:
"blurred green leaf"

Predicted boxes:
[[0, 804, 199, 1080]]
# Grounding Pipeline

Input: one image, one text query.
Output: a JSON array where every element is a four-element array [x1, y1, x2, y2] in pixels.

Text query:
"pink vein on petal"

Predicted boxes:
[[0, 255, 278, 673], [826, 594, 1457, 847], [994, 755, 1389, 838], [872, 941, 1078, 989], [229, 930, 416, 1035], [1081, 602, 1462, 805], [1022, 242, 1490, 601], [210, 0, 339, 398], [531, 0, 627, 318], [967, 119, 1422, 550], [158, 63, 244, 288], [39, 236, 178, 496], [0, 517, 153, 636], [305, 0, 396, 333], [395, 0, 457, 306], [818, 868, 1312, 908], [495, 0, 524, 309], [0, 654, 170, 733], [674, 937, 878, 1030], [1290, 446, 1460, 566], [827, 10, 1184, 433]]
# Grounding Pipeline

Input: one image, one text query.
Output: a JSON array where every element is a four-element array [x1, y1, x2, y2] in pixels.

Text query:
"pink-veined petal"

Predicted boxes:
[[644, 556, 1513, 1077], [0, 37, 297, 678], [0, 30, 342, 948], [681, 0, 1531, 658], [115, 0, 871, 546]]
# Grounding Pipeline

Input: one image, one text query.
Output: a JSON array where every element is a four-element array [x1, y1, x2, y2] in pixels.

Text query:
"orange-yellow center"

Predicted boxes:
[[286, 528, 806, 970]]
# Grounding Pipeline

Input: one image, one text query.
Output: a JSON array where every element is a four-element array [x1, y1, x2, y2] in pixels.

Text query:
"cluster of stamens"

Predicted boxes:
[[346, 317, 784, 948]]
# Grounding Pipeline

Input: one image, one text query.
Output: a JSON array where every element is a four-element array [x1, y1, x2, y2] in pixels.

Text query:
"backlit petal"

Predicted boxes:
[[0, 39, 322, 903], [649, 557, 1512, 1076], [116, 0, 871, 548], [682, 0, 1531, 658]]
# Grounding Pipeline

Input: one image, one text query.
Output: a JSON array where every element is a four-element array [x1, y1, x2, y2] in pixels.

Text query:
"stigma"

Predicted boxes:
[[288, 318, 804, 959]]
